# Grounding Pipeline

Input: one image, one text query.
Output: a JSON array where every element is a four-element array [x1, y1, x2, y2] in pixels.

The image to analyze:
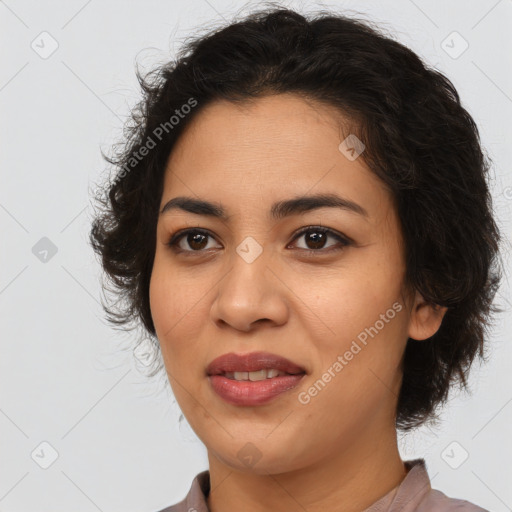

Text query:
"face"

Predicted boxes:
[[149, 93, 441, 475]]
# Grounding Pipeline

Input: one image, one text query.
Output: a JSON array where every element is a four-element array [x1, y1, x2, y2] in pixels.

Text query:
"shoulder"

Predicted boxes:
[[416, 487, 489, 511], [153, 500, 181, 512], [390, 459, 489, 512], [153, 470, 210, 512]]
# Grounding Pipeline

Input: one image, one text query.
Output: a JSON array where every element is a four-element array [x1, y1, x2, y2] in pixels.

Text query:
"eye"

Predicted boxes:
[[167, 228, 220, 254], [288, 226, 351, 253], [167, 225, 352, 256]]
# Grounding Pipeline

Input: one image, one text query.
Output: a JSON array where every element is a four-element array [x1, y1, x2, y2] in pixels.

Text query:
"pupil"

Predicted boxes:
[[307, 231, 325, 249], [189, 233, 207, 250]]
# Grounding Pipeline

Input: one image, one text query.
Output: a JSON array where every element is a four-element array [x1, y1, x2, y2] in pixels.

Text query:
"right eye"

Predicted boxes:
[[167, 228, 222, 254]]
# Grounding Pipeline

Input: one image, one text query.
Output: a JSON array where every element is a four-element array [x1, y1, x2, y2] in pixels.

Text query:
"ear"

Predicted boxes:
[[407, 290, 448, 341]]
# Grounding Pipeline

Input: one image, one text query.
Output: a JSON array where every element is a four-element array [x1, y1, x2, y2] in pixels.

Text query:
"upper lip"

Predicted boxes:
[[206, 351, 307, 376]]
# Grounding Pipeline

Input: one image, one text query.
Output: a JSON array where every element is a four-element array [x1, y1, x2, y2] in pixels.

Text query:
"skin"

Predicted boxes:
[[149, 93, 447, 512]]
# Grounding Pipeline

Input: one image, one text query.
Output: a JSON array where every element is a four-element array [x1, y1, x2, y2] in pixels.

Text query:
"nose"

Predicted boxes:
[[210, 249, 289, 332]]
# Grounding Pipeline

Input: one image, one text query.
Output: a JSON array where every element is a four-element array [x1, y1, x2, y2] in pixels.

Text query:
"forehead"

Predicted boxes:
[[168, 93, 345, 165], [161, 94, 392, 221]]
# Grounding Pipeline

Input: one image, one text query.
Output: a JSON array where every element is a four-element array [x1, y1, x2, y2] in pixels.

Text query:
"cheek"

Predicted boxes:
[[149, 254, 222, 393], [149, 259, 174, 339], [149, 257, 199, 359], [302, 254, 407, 383], [303, 297, 406, 430], [150, 249, 204, 326], [308, 262, 404, 335]]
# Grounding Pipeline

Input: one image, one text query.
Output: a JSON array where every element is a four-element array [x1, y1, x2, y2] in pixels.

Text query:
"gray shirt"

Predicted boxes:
[[156, 458, 488, 511]]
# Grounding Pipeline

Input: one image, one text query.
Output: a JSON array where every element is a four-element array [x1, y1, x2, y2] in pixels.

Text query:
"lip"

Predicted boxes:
[[206, 351, 307, 407], [208, 374, 306, 406], [206, 351, 306, 376]]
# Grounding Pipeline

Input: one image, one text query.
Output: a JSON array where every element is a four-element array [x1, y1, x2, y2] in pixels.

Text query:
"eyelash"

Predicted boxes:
[[166, 225, 352, 257]]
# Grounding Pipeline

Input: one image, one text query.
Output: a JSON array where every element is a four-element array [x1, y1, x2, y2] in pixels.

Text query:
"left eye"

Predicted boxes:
[[290, 226, 351, 252], [167, 226, 351, 254]]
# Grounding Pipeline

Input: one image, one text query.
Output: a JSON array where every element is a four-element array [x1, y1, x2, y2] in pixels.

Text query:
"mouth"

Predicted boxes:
[[206, 352, 307, 407], [221, 368, 305, 381], [206, 351, 307, 378], [206, 351, 307, 406]]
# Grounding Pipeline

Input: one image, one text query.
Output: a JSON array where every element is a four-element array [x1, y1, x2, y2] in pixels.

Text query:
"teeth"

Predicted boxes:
[[224, 369, 289, 381], [248, 369, 267, 382]]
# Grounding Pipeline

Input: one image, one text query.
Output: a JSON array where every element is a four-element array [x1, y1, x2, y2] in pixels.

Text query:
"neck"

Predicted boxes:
[[206, 421, 407, 512]]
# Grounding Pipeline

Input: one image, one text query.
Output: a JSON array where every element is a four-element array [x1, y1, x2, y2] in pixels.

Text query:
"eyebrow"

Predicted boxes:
[[160, 193, 368, 221]]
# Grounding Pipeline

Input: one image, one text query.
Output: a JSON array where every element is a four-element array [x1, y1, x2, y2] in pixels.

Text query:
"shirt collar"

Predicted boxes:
[[176, 458, 431, 512], [364, 458, 431, 511]]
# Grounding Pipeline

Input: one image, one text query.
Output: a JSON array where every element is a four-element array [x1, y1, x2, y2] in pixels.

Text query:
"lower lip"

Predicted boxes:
[[208, 374, 306, 406]]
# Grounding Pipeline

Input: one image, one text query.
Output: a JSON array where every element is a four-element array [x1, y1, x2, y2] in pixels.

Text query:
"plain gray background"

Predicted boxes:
[[1, 0, 511, 511]]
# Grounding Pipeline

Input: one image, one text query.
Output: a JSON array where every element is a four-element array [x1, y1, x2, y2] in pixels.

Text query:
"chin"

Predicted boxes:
[[208, 434, 311, 475]]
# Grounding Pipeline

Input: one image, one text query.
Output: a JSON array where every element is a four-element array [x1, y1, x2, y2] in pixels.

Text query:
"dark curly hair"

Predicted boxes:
[[89, 4, 503, 431]]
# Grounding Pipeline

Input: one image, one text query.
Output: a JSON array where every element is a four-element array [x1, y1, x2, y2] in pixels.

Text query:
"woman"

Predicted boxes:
[[89, 6, 502, 512]]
